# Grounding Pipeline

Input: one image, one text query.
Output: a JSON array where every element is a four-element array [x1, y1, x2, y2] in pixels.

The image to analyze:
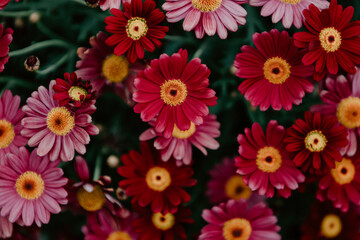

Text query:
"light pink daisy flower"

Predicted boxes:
[[139, 114, 220, 166], [0, 90, 28, 165], [0, 216, 12, 239], [0, 147, 68, 227], [162, 0, 247, 39], [21, 80, 99, 162], [249, 0, 329, 29]]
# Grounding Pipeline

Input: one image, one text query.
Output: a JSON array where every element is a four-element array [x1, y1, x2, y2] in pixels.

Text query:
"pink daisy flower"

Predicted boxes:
[[0, 24, 13, 72], [99, 0, 128, 11], [234, 29, 314, 111], [0, 216, 12, 239], [0, 147, 68, 226], [76, 31, 147, 106], [133, 49, 217, 138], [249, 0, 329, 29], [207, 157, 265, 206], [199, 199, 281, 240], [139, 114, 220, 166], [21, 80, 99, 162], [235, 120, 305, 198], [0, 90, 28, 165], [311, 70, 360, 157], [162, 0, 247, 39]]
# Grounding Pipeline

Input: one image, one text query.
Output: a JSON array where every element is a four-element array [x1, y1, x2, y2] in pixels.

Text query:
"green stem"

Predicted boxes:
[[0, 10, 35, 17], [93, 152, 103, 181], [192, 40, 210, 59], [9, 39, 73, 57], [36, 51, 73, 75]]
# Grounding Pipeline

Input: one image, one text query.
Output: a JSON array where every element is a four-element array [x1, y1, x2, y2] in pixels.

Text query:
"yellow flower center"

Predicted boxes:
[[172, 122, 196, 139], [280, 0, 301, 4], [336, 97, 360, 129], [16, 171, 45, 200], [102, 55, 130, 83], [77, 185, 106, 212], [68, 86, 87, 102], [320, 214, 342, 238], [107, 231, 132, 240], [152, 212, 175, 231], [224, 175, 252, 201], [145, 167, 171, 192], [263, 57, 291, 84], [256, 146, 282, 173], [160, 79, 188, 106], [223, 218, 252, 240], [319, 27, 342, 53], [304, 130, 328, 152], [126, 17, 148, 40], [0, 119, 15, 149], [47, 107, 75, 136], [331, 158, 355, 185], [191, 0, 222, 12]]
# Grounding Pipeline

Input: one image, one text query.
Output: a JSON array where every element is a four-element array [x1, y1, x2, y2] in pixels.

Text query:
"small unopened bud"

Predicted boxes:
[[14, 18, 24, 28], [24, 56, 40, 72], [29, 12, 40, 24], [85, 0, 100, 8], [107, 155, 119, 168], [116, 188, 127, 200], [230, 65, 237, 75]]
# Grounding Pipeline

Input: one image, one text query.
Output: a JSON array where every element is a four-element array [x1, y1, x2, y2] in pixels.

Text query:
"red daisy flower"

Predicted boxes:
[[316, 156, 360, 212], [132, 205, 193, 240], [293, 0, 360, 81], [53, 72, 96, 109], [117, 141, 197, 214], [235, 120, 305, 198], [0, 24, 13, 72], [133, 49, 217, 138], [284, 111, 348, 173], [104, 0, 169, 63]]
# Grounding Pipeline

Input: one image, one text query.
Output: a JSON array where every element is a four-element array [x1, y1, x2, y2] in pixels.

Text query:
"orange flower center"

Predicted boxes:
[[77, 185, 106, 212], [256, 146, 282, 173], [331, 158, 355, 185], [107, 231, 132, 240], [126, 17, 148, 40], [263, 57, 291, 84], [281, 0, 301, 4], [152, 212, 175, 231], [16, 171, 45, 200], [224, 175, 252, 200], [68, 86, 87, 102], [222, 218, 252, 240], [319, 27, 342, 53], [172, 122, 196, 139], [336, 97, 360, 129], [47, 107, 75, 136], [320, 214, 342, 238], [160, 79, 188, 106], [102, 54, 130, 83], [191, 0, 222, 12], [304, 130, 327, 152], [145, 167, 171, 192], [0, 119, 15, 149]]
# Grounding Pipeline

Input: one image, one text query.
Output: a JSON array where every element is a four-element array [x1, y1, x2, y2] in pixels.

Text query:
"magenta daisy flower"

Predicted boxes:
[[133, 49, 217, 138], [139, 114, 220, 166], [311, 71, 360, 157], [200, 199, 281, 240], [235, 120, 305, 198], [0, 90, 28, 165], [234, 29, 314, 111], [76, 31, 147, 105], [21, 80, 99, 162], [0, 24, 13, 72], [0, 216, 12, 239], [207, 157, 265, 206], [249, 0, 329, 29], [0, 147, 68, 226], [162, 0, 247, 39], [99, 0, 127, 11]]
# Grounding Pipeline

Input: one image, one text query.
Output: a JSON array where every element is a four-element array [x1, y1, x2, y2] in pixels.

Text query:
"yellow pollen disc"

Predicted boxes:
[[263, 57, 291, 84], [47, 107, 75, 136], [191, 0, 222, 12], [336, 97, 360, 129], [331, 158, 355, 185], [15, 171, 45, 200], [152, 212, 175, 231], [145, 167, 171, 192], [102, 55, 130, 83], [0, 119, 15, 149], [107, 231, 132, 240], [77, 185, 106, 212], [304, 130, 328, 152], [319, 27, 342, 53], [172, 122, 196, 139], [256, 146, 282, 173], [320, 214, 342, 238], [224, 175, 252, 201], [68, 86, 87, 101], [280, 0, 301, 4], [160, 79, 188, 106], [222, 218, 252, 240], [126, 17, 148, 40]]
